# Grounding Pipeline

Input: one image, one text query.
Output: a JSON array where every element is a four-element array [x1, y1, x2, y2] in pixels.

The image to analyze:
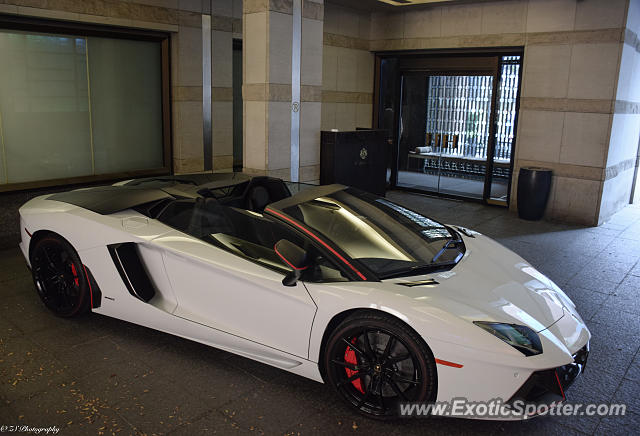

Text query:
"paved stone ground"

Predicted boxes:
[[1, 191, 639, 436]]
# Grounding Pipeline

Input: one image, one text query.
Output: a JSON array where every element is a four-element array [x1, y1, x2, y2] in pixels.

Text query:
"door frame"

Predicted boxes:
[[374, 49, 524, 206]]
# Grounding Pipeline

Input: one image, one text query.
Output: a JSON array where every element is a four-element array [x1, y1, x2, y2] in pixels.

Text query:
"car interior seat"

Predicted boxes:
[[248, 185, 271, 213], [187, 197, 235, 238]]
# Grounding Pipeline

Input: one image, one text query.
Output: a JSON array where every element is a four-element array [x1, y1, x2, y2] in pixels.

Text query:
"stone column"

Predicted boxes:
[[171, 4, 205, 173], [210, 0, 238, 171], [300, 0, 324, 182], [243, 0, 323, 182]]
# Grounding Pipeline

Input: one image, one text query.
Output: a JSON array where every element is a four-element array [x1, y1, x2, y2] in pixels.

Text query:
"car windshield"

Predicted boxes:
[[278, 188, 464, 279]]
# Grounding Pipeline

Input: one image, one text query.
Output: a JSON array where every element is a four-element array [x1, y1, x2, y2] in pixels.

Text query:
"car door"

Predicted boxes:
[[151, 212, 317, 360]]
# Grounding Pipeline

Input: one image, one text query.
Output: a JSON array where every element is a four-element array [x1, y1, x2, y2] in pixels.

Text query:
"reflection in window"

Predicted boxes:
[[425, 75, 493, 160], [0, 32, 92, 183], [0, 30, 163, 185], [281, 189, 459, 277], [375, 198, 449, 240]]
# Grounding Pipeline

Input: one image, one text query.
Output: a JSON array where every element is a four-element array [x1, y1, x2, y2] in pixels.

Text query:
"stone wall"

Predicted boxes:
[[321, 3, 374, 131], [603, 0, 640, 214], [343, 0, 636, 226]]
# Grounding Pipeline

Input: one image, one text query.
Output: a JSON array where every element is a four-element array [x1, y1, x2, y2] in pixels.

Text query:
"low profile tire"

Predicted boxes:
[[30, 234, 91, 318], [324, 311, 437, 419]]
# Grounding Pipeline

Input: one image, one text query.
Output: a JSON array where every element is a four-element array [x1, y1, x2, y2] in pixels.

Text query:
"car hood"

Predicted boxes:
[[390, 232, 568, 332]]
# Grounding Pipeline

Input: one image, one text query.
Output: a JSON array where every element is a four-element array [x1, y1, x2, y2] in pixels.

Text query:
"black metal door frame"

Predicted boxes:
[[375, 49, 523, 206]]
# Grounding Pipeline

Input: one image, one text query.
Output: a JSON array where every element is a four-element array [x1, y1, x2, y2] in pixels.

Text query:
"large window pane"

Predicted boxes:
[[0, 28, 165, 188], [88, 37, 163, 174], [0, 32, 92, 183]]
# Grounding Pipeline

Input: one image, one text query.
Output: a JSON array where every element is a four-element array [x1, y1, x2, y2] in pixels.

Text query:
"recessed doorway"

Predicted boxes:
[[375, 52, 522, 206]]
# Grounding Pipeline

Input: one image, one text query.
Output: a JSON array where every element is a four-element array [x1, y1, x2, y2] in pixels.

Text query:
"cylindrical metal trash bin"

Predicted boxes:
[[517, 167, 552, 221]]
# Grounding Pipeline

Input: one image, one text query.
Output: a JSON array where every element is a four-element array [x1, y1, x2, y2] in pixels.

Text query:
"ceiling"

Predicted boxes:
[[377, 0, 462, 6], [326, 0, 492, 12]]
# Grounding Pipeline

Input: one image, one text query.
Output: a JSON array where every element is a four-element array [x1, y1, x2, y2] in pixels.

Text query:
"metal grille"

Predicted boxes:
[[494, 55, 521, 162], [425, 75, 493, 160], [424, 56, 521, 164]]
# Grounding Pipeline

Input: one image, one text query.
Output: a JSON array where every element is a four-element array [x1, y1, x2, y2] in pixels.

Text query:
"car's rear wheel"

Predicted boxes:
[[30, 234, 90, 317], [324, 311, 437, 419]]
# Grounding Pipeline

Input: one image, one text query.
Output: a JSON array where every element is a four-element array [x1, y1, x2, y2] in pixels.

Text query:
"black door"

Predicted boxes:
[[375, 53, 522, 205]]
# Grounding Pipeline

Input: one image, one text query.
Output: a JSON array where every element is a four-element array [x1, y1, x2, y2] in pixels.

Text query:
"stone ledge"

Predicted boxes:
[[302, 1, 323, 21], [526, 28, 622, 45], [232, 17, 242, 33], [211, 14, 234, 32], [4, 0, 180, 25], [2, 5, 180, 32], [369, 28, 624, 52], [243, 83, 289, 101], [301, 85, 322, 102], [244, 0, 292, 15], [243, 84, 323, 102], [324, 33, 369, 51], [212, 155, 234, 171], [520, 97, 614, 114], [212, 87, 233, 102], [2, 1, 236, 31], [514, 159, 637, 183], [172, 86, 203, 101], [520, 98, 640, 115], [173, 157, 204, 173], [322, 91, 373, 104], [515, 160, 603, 181]]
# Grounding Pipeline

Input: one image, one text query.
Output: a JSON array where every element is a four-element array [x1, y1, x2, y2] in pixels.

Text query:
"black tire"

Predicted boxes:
[[30, 233, 91, 318], [323, 311, 437, 419]]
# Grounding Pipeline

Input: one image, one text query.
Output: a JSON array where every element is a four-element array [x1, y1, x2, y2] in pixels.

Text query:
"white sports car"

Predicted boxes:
[[18, 174, 590, 419]]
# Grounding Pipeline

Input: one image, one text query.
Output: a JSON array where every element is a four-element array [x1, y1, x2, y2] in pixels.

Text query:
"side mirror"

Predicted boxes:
[[275, 239, 308, 287]]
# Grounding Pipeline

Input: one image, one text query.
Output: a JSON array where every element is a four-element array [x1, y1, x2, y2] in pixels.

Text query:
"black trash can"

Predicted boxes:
[[517, 167, 552, 221]]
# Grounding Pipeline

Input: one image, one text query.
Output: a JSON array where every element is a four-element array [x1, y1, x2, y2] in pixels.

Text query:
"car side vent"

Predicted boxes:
[[83, 265, 102, 308], [108, 243, 156, 302], [396, 279, 439, 287]]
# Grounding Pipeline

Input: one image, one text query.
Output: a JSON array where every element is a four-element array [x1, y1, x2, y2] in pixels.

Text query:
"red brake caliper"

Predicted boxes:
[[344, 338, 365, 394], [70, 263, 79, 287]]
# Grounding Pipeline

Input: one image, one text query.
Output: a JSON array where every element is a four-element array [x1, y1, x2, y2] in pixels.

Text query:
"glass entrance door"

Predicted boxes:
[[397, 73, 495, 199], [388, 55, 522, 204], [488, 56, 521, 203]]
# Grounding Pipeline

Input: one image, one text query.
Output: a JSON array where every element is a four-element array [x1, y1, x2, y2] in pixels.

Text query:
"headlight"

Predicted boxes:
[[473, 321, 543, 356]]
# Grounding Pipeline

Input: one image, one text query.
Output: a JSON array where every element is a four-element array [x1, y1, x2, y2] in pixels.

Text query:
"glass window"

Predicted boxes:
[[156, 198, 348, 281], [490, 55, 522, 202], [88, 37, 163, 174], [280, 188, 463, 278], [0, 32, 92, 183], [0, 29, 165, 186]]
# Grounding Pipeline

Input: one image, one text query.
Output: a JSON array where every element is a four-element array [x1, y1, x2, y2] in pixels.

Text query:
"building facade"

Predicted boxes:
[[0, 0, 639, 226]]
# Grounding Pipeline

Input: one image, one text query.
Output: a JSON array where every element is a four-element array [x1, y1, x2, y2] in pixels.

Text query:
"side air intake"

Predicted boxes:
[[108, 243, 156, 302]]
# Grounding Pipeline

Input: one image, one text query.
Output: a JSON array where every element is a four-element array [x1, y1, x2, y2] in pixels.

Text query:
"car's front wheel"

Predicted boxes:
[[324, 311, 437, 419], [30, 233, 91, 318]]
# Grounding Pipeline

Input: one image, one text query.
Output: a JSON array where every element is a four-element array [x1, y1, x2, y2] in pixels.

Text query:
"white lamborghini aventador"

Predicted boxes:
[[18, 173, 590, 419]]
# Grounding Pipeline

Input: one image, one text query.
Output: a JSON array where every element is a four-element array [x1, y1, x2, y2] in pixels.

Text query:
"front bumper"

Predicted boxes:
[[507, 342, 589, 417]]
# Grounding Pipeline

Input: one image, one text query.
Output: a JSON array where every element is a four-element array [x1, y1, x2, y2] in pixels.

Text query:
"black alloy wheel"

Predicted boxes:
[[30, 234, 90, 318], [324, 311, 437, 419]]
